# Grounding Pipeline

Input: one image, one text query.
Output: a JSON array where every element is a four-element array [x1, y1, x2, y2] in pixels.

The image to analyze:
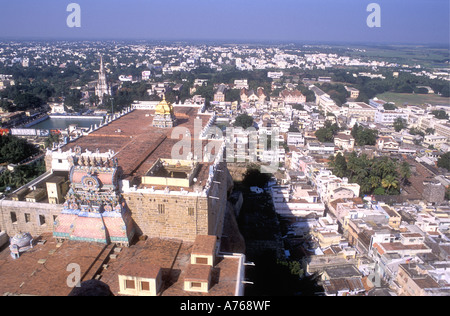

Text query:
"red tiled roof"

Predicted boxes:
[[61, 108, 218, 190], [70, 216, 107, 243], [192, 235, 217, 256], [184, 264, 211, 282]]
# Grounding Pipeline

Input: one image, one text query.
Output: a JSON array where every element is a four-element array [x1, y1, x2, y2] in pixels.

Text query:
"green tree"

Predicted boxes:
[[414, 87, 429, 94], [351, 124, 378, 146], [0, 99, 14, 112], [288, 124, 300, 133], [225, 89, 241, 102], [0, 161, 46, 192], [383, 103, 397, 110], [12, 169, 28, 188], [437, 152, 450, 171], [373, 187, 386, 195], [315, 121, 339, 143], [369, 176, 382, 190], [0, 134, 39, 164], [382, 175, 400, 195], [409, 127, 425, 137], [441, 85, 450, 98], [44, 134, 61, 149], [64, 89, 83, 112], [13, 93, 44, 111], [234, 113, 254, 129], [330, 153, 348, 178], [195, 84, 214, 103], [393, 117, 407, 132], [431, 110, 449, 120], [328, 152, 404, 196], [399, 161, 412, 186]]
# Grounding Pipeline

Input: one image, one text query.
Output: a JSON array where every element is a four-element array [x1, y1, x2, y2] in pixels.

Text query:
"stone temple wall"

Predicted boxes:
[[0, 200, 62, 238], [124, 163, 234, 243]]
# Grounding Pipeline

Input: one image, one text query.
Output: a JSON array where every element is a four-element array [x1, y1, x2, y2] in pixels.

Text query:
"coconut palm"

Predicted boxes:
[[369, 176, 382, 190], [381, 175, 399, 194], [399, 161, 412, 185], [12, 169, 29, 188]]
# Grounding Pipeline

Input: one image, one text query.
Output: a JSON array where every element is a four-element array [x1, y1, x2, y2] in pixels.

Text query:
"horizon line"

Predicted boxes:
[[0, 37, 449, 48]]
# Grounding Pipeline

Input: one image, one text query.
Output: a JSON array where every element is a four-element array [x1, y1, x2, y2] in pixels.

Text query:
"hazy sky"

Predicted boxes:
[[0, 0, 448, 45]]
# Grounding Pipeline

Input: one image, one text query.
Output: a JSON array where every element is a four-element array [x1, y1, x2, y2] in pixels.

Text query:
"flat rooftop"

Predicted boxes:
[[60, 107, 223, 192], [0, 233, 242, 296]]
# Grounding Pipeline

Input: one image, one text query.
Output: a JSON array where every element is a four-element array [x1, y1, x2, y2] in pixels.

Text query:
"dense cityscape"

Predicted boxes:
[[0, 1, 449, 300]]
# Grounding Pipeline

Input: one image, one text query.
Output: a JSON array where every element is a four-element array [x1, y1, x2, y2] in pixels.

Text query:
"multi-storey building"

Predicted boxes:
[[346, 102, 377, 122], [374, 110, 409, 126], [214, 84, 227, 102]]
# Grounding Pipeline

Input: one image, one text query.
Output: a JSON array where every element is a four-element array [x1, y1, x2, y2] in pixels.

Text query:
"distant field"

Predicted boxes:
[[376, 92, 450, 107], [347, 45, 450, 68]]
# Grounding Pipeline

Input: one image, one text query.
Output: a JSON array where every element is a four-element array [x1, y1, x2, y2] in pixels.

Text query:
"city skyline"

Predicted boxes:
[[0, 0, 448, 46]]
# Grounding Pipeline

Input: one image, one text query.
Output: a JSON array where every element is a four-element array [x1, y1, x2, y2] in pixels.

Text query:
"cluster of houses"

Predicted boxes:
[[208, 79, 450, 296], [274, 149, 450, 296]]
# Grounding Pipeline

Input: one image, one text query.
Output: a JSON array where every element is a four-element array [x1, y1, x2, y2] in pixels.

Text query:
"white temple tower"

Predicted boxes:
[[95, 54, 112, 104]]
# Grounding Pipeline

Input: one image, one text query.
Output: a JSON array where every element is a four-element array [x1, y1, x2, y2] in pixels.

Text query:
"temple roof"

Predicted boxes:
[[60, 106, 219, 190], [154, 95, 174, 116]]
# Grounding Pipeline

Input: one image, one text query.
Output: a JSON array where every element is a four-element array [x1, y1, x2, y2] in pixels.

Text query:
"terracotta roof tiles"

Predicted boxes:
[[61, 108, 218, 190]]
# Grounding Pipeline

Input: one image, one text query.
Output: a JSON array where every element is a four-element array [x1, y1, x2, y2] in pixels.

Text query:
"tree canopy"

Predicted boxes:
[[393, 117, 408, 132], [351, 123, 378, 146], [329, 152, 409, 196], [0, 160, 46, 193], [432, 110, 449, 120], [234, 113, 254, 129], [315, 121, 339, 143], [437, 152, 450, 171], [0, 134, 39, 164]]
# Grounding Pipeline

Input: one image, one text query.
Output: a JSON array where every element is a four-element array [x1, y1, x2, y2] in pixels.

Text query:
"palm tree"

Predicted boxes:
[[381, 175, 399, 194], [360, 180, 373, 195], [399, 162, 412, 186], [12, 170, 28, 188], [369, 176, 382, 190]]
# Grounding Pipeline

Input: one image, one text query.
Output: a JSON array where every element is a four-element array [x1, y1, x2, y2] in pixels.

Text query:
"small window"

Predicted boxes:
[[196, 257, 208, 265], [125, 280, 135, 290], [141, 281, 150, 291], [39, 215, 46, 226], [10, 212, 17, 224], [191, 282, 202, 289], [58, 159, 63, 164], [158, 204, 165, 215], [25, 213, 31, 223], [188, 207, 194, 216]]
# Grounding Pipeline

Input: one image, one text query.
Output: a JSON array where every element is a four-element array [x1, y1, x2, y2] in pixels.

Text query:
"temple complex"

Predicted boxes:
[[0, 99, 247, 296]]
